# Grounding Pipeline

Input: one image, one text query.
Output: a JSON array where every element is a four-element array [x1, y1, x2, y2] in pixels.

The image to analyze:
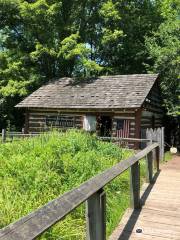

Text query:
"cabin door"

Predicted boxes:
[[97, 116, 112, 137]]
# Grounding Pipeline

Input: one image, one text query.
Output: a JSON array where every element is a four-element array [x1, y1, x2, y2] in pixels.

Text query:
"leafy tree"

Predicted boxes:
[[98, 0, 162, 74], [0, 0, 103, 128], [146, 0, 180, 115], [0, 0, 177, 128]]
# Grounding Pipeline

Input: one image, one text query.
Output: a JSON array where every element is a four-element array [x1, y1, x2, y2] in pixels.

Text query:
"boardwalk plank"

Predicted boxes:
[[109, 155, 180, 240]]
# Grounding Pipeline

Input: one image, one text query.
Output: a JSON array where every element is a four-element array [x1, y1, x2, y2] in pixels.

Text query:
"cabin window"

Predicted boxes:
[[45, 115, 80, 128]]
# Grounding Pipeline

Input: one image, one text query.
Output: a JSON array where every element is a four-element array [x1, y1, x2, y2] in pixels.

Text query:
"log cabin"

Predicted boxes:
[[16, 74, 165, 148]]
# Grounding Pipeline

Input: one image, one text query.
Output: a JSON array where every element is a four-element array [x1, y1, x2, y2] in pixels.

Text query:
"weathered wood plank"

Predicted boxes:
[[86, 189, 106, 240], [130, 162, 140, 209], [1, 129, 6, 143], [99, 137, 150, 143], [146, 152, 153, 183], [109, 155, 180, 240]]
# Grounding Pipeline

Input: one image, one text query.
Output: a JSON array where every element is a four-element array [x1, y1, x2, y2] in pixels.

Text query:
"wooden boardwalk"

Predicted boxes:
[[110, 155, 180, 240]]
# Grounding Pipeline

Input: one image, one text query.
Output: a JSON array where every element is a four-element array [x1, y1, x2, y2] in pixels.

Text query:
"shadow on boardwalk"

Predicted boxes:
[[110, 155, 180, 240], [117, 171, 160, 240]]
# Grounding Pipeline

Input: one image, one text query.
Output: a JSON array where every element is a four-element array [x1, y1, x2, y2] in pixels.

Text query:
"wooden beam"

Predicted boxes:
[[99, 136, 150, 143], [155, 146, 160, 171], [130, 162, 140, 209], [86, 189, 106, 240], [25, 110, 29, 134], [1, 129, 6, 143], [146, 151, 153, 184]]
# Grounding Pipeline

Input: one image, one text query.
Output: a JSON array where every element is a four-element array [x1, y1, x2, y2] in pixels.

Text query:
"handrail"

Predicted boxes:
[[99, 136, 151, 143], [0, 143, 159, 240]]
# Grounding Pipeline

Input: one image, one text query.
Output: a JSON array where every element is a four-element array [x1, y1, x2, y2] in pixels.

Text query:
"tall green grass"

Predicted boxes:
[[0, 130, 145, 239]]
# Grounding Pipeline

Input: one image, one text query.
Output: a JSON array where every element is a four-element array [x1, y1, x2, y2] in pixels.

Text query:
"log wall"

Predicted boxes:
[[141, 82, 164, 130], [26, 109, 137, 149], [26, 109, 84, 133]]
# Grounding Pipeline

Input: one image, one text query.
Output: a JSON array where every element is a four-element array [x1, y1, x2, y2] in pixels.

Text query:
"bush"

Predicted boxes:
[[0, 130, 143, 239]]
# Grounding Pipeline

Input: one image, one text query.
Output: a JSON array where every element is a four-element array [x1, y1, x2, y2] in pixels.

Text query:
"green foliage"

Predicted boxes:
[[59, 34, 103, 78], [100, 0, 121, 22], [0, 130, 143, 239], [146, 0, 180, 115], [0, 0, 179, 124], [160, 0, 180, 19], [164, 151, 173, 162]]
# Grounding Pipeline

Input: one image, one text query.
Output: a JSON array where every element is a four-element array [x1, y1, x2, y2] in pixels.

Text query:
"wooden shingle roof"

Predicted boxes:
[[16, 74, 158, 109]]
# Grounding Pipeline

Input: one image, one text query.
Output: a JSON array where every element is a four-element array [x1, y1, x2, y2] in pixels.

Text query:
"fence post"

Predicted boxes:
[[146, 151, 153, 183], [2, 129, 6, 143], [155, 146, 160, 172], [156, 128, 161, 160], [146, 128, 152, 145], [130, 161, 140, 209], [161, 127, 165, 161], [86, 189, 106, 240]]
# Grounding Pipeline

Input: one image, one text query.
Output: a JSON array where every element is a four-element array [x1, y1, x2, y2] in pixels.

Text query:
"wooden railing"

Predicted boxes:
[[146, 127, 165, 161], [99, 132, 164, 160], [99, 136, 151, 143], [0, 143, 159, 240], [1, 129, 39, 143]]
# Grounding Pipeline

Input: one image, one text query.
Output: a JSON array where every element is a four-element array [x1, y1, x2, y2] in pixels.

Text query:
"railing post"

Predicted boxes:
[[146, 151, 153, 183], [130, 161, 140, 209], [2, 129, 6, 143], [86, 189, 106, 240], [22, 128, 25, 134], [155, 146, 160, 172], [161, 127, 165, 161]]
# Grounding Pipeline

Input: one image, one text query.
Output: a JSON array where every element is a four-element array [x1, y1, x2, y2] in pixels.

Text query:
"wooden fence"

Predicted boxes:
[[99, 136, 150, 145], [100, 127, 165, 160], [146, 127, 164, 161], [1, 129, 39, 143], [0, 143, 160, 240], [1, 130, 148, 144]]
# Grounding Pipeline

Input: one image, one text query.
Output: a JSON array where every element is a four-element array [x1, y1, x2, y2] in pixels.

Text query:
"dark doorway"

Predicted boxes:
[[152, 115, 155, 129], [97, 116, 112, 137]]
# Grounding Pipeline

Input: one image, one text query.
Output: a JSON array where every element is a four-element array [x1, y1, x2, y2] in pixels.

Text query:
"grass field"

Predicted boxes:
[[0, 130, 147, 239]]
